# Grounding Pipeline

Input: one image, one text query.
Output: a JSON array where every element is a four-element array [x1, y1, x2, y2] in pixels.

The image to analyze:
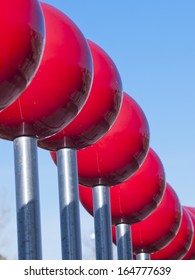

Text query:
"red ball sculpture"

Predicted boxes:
[[0, 3, 92, 139], [39, 39, 122, 151], [76, 92, 150, 187], [131, 183, 181, 254], [182, 207, 195, 260], [79, 148, 165, 224], [151, 207, 193, 259], [0, 0, 45, 110]]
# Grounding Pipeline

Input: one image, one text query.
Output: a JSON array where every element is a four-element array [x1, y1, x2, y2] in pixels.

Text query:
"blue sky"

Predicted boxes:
[[0, 0, 194, 259]]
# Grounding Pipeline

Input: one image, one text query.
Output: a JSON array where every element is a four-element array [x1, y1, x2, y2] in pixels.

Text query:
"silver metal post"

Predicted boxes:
[[136, 252, 151, 260], [57, 148, 82, 260], [92, 185, 113, 260], [13, 136, 42, 260], [116, 223, 133, 260]]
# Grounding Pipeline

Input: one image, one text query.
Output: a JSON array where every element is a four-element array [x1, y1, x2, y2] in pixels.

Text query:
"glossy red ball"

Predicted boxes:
[[39, 39, 122, 150], [0, 3, 92, 139], [151, 207, 193, 259], [79, 148, 165, 224], [76, 92, 150, 187], [131, 183, 181, 254], [0, 0, 45, 110], [182, 207, 195, 260]]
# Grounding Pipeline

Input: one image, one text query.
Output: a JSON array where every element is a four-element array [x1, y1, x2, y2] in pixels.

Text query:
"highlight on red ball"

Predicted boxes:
[[39, 39, 123, 151], [79, 148, 166, 225], [76, 92, 150, 187], [0, 0, 45, 110], [185, 206, 195, 217], [0, 2, 93, 140]]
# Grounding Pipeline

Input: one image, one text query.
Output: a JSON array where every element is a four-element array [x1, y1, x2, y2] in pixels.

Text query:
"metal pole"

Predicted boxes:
[[92, 185, 113, 260], [57, 148, 82, 260], [116, 223, 133, 260], [136, 252, 151, 260], [13, 136, 42, 260]]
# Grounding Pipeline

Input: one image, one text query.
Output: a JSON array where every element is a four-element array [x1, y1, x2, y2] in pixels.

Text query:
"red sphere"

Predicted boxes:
[[76, 92, 150, 187], [79, 148, 166, 224], [131, 183, 181, 254], [182, 207, 195, 260], [151, 207, 193, 259], [0, 0, 45, 110], [0, 3, 92, 139], [39, 40, 122, 150]]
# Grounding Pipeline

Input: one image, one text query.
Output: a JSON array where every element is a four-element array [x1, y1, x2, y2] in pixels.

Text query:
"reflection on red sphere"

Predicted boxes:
[[79, 148, 165, 224], [77, 92, 150, 187], [184, 206, 195, 217], [39, 40, 122, 150], [151, 207, 193, 259], [131, 183, 181, 254], [0, 0, 45, 110], [182, 207, 195, 260], [0, 3, 92, 139]]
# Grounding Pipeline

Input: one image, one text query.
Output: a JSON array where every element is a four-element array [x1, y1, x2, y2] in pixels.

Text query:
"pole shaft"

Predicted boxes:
[[93, 185, 113, 260], [57, 148, 82, 260], [116, 223, 133, 260], [14, 136, 42, 260], [136, 252, 151, 260]]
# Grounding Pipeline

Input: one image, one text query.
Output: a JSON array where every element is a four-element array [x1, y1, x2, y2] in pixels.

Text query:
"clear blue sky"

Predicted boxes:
[[0, 0, 194, 259]]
